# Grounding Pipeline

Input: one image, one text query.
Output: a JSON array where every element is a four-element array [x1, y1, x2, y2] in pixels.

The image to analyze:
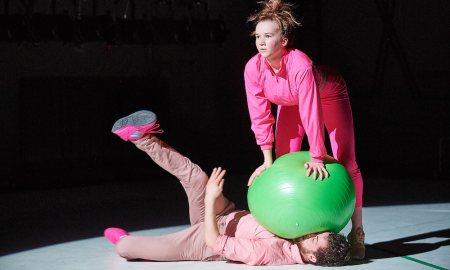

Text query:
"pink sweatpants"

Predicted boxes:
[[116, 136, 235, 261], [275, 67, 363, 208]]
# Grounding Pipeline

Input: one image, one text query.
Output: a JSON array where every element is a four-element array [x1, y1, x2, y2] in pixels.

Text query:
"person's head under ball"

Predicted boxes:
[[296, 232, 350, 266]]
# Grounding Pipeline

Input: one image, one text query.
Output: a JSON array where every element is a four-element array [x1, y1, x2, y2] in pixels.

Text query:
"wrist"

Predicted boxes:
[[264, 160, 273, 165], [311, 158, 324, 164], [262, 149, 273, 164], [204, 197, 216, 206]]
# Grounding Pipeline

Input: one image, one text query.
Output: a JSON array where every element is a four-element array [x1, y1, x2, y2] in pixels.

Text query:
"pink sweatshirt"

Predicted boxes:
[[244, 49, 327, 163], [213, 211, 304, 265]]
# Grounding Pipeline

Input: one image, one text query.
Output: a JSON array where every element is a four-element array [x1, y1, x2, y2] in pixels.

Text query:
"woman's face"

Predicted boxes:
[[254, 20, 287, 63]]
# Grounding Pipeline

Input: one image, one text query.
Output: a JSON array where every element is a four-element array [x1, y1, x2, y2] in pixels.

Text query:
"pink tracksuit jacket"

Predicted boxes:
[[244, 49, 363, 207], [245, 49, 327, 162]]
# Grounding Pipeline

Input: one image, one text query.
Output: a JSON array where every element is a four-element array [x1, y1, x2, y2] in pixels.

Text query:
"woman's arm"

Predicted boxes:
[[244, 57, 275, 151], [248, 149, 273, 186], [244, 58, 277, 184], [296, 67, 329, 180]]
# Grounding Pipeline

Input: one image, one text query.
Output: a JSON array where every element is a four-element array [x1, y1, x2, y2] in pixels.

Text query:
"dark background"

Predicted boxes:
[[1, 0, 449, 256]]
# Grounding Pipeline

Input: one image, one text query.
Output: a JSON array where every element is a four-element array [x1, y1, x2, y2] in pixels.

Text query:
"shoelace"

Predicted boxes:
[[148, 123, 164, 134]]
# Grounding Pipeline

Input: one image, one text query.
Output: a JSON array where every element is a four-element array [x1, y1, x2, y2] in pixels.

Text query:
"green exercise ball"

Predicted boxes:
[[247, 151, 355, 239]]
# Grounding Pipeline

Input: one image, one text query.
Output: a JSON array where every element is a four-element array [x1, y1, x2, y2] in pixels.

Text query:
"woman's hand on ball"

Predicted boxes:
[[304, 162, 329, 180], [248, 163, 271, 186]]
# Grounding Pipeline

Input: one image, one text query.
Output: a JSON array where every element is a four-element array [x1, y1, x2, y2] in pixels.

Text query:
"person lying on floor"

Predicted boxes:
[[104, 110, 350, 266]]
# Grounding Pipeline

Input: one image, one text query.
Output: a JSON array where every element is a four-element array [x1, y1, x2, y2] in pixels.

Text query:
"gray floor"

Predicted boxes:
[[1, 177, 450, 270]]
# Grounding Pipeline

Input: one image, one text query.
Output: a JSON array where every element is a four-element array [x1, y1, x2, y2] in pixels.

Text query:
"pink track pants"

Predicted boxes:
[[116, 136, 235, 261], [275, 67, 363, 208]]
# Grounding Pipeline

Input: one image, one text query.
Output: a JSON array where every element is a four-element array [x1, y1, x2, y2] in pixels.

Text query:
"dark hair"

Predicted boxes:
[[312, 233, 350, 267], [247, 0, 301, 47]]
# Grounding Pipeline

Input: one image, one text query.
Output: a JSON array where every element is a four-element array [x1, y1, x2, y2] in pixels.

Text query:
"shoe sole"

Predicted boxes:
[[111, 110, 157, 132]]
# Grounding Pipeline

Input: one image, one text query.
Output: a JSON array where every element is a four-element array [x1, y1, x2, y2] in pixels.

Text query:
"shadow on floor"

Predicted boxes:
[[367, 229, 450, 259]]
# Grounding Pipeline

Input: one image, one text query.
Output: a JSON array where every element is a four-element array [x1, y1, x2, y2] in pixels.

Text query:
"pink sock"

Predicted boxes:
[[104, 227, 129, 245]]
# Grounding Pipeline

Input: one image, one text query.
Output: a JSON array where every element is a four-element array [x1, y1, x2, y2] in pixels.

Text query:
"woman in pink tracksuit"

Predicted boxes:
[[244, 0, 365, 259]]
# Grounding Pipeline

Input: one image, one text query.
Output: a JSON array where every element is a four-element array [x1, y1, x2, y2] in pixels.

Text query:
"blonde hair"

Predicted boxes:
[[247, 0, 301, 44]]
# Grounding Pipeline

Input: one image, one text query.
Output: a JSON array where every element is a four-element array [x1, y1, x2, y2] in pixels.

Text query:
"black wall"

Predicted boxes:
[[1, 0, 449, 191]]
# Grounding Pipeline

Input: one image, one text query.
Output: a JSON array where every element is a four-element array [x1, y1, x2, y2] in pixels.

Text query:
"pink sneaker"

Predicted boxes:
[[104, 227, 129, 245], [112, 110, 163, 141]]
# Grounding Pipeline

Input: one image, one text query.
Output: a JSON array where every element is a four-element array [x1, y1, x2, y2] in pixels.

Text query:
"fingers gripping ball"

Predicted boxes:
[[247, 151, 355, 239]]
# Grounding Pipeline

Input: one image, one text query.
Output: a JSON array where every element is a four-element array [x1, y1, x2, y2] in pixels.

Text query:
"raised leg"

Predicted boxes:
[[133, 135, 234, 225]]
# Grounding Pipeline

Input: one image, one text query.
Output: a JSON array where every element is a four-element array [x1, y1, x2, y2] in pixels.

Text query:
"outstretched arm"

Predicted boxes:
[[296, 67, 329, 180], [204, 167, 226, 247], [244, 59, 277, 185]]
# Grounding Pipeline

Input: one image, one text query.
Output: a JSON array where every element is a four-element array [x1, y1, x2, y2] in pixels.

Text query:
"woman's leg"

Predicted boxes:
[[275, 105, 305, 158], [320, 68, 365, 258], [133, 135, 234, 225], [321, 83, 363, 210], [323, 96, 364, 224]]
